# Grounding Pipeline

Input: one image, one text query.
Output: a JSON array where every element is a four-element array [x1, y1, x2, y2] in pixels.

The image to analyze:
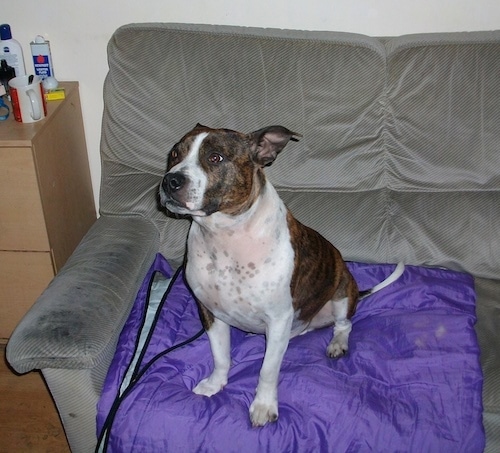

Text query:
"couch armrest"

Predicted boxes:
[[6, 214, 160, 374]]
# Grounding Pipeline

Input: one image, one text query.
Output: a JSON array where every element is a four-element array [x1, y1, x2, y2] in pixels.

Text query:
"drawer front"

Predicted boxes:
[[0, 147, 50, 251], [0, 251, 54, 339]]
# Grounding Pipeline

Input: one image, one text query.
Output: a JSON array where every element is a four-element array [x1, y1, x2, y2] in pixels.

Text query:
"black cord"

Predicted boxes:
[[96, 266, 205, 453], [130, 327, 205, 386]]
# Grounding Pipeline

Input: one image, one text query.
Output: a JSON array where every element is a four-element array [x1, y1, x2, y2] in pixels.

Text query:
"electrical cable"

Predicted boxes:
[[95, 266, 205, 453]]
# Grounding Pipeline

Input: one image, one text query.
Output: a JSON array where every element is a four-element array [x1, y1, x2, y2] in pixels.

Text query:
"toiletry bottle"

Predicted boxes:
[[31, 35, 54, 79], [0, 24, 26, 77]]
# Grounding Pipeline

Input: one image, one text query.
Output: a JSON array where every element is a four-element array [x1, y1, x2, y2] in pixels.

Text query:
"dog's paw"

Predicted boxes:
[[249, 400, 279, 427], [326, 339, 348, 358], [193, 375, 227, 397], [327, 325, 351, 358]]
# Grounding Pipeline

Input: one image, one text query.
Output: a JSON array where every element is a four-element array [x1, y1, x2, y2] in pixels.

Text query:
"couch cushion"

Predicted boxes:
[[101, 24, 387, 265], [384, 32, 500, 279], [97, 256, 484, 451]]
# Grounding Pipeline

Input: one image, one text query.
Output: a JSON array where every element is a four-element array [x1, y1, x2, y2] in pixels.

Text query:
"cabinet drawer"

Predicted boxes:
[[0, 251, 54, 339], [0, 147, 50, 251]]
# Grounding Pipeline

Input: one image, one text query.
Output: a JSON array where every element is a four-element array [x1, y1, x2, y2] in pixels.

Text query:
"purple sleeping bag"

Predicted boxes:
[[97, 254, 484, 452]]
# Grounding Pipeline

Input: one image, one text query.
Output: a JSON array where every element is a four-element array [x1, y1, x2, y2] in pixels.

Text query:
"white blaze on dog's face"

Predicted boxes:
[[163, 131, 210, 215], [160, 124, 300, 217]]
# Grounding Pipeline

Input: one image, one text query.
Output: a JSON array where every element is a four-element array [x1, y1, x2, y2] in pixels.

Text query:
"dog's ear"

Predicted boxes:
[[250, 126, 302, 167]]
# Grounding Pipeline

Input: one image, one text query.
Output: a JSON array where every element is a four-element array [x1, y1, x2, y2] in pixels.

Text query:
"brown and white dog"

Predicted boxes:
[[158, 124, 404, 427]]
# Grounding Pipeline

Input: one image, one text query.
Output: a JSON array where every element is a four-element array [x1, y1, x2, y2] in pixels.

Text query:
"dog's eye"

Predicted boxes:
[[170, 149, 178, 160], [208, 153, 224, 164]]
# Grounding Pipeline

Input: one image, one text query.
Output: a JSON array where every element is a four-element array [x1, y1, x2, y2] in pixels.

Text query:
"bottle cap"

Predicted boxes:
[[0, 24, 13, 41]]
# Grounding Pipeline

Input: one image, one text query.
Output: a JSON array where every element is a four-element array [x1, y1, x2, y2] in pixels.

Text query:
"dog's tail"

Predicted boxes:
[[359, 262, 405, 300]]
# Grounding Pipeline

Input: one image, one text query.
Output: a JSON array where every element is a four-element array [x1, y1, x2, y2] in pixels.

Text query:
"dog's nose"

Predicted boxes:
[[163, 172, 185, 193]]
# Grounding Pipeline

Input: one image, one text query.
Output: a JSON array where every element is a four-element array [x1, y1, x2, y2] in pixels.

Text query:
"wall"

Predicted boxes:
[[3, 0, 500, 207]]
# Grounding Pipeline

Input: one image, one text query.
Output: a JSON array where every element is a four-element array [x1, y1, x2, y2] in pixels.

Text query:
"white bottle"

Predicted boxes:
[[31, 35, 55, 79], [0, 24, 26, 77]]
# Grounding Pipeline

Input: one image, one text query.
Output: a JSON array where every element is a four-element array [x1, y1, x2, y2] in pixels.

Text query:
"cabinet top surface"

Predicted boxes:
[[0, 82, 79, 147]]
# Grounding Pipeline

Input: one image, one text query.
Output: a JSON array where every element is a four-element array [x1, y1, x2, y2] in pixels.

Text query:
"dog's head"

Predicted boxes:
[[159, 124, 300, 217]]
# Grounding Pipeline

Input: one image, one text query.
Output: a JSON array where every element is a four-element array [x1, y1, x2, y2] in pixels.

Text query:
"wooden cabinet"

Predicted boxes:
[[0, 82, 96, 340]]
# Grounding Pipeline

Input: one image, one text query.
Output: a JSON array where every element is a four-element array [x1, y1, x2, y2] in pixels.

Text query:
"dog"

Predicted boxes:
[[158, 124, 404, 427]]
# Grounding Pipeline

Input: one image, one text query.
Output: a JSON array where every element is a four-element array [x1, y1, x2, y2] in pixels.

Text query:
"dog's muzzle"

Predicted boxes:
[[159, 172, 187, 211], [162, 172, 186, 194], [160, 171, 204, 215], [160, 171, 209, 216]]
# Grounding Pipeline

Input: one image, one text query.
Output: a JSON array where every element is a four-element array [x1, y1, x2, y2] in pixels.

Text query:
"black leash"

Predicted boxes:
[[96, 266, 205, 453]]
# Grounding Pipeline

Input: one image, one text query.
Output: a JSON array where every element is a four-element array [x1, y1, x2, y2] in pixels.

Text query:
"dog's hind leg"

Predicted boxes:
[[326, 296, 352, 358]]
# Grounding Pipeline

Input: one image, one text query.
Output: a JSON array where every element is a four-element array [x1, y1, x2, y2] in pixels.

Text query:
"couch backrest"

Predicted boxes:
[[101, 23, 500, 279]]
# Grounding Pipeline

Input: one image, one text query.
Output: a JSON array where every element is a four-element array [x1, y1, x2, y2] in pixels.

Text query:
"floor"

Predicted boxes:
[[0, 343, 70, 452]]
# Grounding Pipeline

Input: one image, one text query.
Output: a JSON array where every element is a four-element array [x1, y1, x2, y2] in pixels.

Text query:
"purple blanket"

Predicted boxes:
[[97, 254, 484, 452]]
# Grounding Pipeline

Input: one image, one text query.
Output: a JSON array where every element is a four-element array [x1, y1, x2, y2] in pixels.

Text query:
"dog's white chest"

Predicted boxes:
[[186, 194, 295, 333]]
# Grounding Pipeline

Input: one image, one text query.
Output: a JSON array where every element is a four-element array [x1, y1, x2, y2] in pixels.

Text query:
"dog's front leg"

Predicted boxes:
[[249, 311, 293, 427], [193, 318, 231, 397]]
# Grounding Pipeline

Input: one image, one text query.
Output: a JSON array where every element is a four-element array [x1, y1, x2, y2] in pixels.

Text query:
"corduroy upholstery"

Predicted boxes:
[[7, 23, 500, 452]]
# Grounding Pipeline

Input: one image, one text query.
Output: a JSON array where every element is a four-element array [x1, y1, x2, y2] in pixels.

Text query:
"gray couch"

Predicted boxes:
[[6, 23, 500, 452]]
